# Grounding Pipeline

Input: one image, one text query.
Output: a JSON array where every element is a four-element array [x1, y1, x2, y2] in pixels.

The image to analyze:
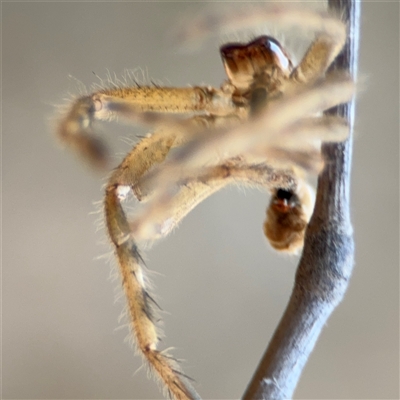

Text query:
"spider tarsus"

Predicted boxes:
[[57, 94, 110, 171]]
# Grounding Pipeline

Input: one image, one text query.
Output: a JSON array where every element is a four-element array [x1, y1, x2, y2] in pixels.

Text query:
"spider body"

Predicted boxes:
[[55, 7, 354, 399]]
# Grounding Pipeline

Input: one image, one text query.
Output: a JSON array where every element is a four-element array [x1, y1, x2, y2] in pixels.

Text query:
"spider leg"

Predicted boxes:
[[56, 96, 110, 170], [273, 115, 349, 144], [105, 157, 221, 399], [173, 6, 345, 54], [104, 149, 301, 396], [104, 115, 246, 399], [290, 26, 346, 84], [248, 114, 349, 172], [104, 118, 220, 398], [57, 85, 234, 170], [130, 74, 353, 251], [130, 158, 314, 254], [131, 160, 297, 242], [139, 72, 354, 194], [107, 113, 242, 203], [104, 184, 200, 400]]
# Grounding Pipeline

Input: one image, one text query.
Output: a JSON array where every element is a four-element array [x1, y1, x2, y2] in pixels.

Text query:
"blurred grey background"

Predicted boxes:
[[3, 2, 399, 399]]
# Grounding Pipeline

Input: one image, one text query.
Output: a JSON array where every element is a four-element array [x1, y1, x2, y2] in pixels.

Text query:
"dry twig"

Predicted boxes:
[[243, 0, 360, 398]]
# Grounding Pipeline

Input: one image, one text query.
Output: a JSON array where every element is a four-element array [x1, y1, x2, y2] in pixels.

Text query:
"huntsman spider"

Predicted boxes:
[[55, 6, 355, 399]]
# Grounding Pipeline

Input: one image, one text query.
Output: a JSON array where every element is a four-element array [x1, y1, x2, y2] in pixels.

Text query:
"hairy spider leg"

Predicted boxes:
[[57, 86, 235, 170]]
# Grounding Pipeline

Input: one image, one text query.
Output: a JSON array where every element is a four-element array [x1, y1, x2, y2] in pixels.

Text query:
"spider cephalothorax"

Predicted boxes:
[[55, 7, 354, 399]]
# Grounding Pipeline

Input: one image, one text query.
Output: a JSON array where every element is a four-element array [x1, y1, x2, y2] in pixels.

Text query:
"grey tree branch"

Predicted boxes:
[[242, 0, 361, 398]]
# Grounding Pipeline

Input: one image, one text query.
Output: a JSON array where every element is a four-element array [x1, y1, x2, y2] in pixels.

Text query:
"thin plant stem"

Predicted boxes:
[[242, 0, 360, 398]]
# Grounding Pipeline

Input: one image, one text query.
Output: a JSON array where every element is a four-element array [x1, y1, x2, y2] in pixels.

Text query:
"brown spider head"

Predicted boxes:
[[220, 35, 293, 93]]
